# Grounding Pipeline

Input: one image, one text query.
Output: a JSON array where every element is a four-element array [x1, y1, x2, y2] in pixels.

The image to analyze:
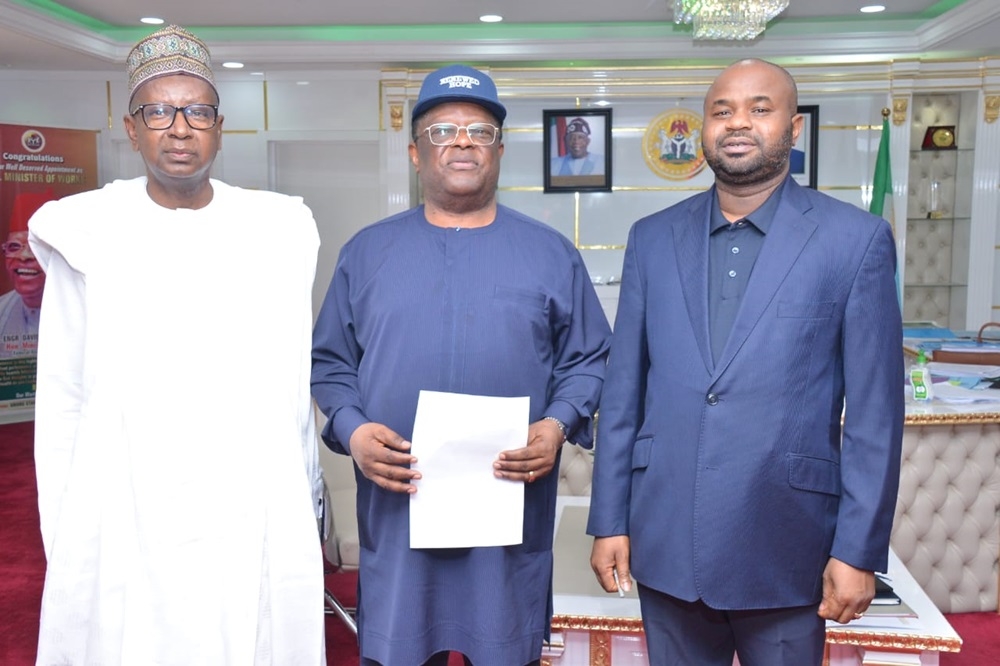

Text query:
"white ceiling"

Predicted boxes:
[[0, 0, 998, 73]]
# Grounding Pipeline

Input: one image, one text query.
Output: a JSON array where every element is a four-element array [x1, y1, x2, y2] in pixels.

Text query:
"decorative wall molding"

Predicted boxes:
[[893, 97, 909, 126], [986, 95, 999, 124]]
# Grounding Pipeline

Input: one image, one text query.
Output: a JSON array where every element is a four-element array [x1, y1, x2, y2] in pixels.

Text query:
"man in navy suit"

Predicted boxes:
[[587, 59, 903, 665]]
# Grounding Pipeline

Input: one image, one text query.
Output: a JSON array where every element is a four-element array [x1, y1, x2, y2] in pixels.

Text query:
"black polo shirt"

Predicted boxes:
[[707, 180, 785, 365]]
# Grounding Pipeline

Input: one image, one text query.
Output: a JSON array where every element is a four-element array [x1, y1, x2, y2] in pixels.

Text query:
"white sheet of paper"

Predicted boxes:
[[409, 390, 528, 549]]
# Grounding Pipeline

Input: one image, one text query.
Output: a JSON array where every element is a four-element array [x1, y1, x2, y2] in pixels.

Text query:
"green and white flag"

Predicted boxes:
[[869, 113, 901, 308]]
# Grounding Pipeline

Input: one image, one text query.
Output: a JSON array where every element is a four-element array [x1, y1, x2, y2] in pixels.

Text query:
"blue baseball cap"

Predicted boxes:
[[411, 64, 507, 124]]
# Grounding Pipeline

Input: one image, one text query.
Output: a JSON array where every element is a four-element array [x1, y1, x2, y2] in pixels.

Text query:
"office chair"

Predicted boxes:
[[316, 405, 360, 636]]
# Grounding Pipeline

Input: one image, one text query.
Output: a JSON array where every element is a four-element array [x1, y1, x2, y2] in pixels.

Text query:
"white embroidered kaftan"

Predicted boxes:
[[29, 177, 325, 665]]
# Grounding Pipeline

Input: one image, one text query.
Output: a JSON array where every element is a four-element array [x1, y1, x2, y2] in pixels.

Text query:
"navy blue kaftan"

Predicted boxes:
[[312, 204, 611, 666]]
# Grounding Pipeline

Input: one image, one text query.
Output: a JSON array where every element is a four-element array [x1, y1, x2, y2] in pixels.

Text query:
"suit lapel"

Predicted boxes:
[[712, 180, 818, 379], [673, 191, 715, 375]]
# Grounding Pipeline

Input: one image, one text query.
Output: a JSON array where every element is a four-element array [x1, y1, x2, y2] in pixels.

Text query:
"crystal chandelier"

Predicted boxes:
[[671, 0, 790, 40]]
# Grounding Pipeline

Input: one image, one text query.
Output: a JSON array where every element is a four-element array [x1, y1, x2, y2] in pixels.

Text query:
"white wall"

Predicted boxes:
[[271, 139, 381, 317], [3, 60, 998, 328]]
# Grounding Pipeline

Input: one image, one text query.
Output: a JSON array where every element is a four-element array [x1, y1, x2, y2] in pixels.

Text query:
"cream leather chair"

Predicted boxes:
[[557, 442, 594, 497]]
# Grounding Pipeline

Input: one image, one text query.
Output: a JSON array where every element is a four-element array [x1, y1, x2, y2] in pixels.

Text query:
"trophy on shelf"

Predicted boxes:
[[921, 125, 956, 150], [927, 179, 943, 219]]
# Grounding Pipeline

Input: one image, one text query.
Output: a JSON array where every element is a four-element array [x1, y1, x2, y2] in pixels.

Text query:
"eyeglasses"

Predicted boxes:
[[420, 123, 500, 146], [1, 241, 32, 258], [130, 104, 219, 130]]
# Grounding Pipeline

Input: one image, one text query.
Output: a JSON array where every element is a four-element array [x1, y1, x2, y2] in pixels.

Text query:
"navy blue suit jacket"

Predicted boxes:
[[587, 177, 904, 610]]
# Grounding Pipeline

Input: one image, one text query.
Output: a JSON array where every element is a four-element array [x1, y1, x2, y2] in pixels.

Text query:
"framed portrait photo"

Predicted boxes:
[[791, 105, 819, 189], [543, 108, 612, 193]]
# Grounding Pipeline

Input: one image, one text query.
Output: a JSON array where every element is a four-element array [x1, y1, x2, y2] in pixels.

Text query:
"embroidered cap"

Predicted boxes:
[[566, 117, 591, 136], [7, 190, 57, 234], [411, 64, 506, 124], [126, 25, 216, 104]]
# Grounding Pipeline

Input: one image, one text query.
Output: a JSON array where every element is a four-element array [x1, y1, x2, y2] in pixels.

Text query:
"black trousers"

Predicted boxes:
[[637, 582, 826, 666]]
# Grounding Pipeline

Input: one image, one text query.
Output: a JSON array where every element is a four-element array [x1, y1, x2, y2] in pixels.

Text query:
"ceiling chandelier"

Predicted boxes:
[[670, 0, 790, 40]]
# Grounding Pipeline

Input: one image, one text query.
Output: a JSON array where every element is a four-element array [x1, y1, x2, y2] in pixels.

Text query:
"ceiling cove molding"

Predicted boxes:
[[1, 0, 998, 69], [915, 0, 1000, 50], [206, 32, 925, 66], [0, 1, 120, 61]]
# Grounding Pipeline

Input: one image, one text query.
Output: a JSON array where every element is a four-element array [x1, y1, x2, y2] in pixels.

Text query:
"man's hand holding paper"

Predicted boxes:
[[493, 417, 565, 483], [348, 422, 420, 494]]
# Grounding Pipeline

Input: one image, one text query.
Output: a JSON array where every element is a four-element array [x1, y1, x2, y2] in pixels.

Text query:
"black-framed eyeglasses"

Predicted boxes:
[[1, 240, 32, 258], [130, 104, 219, 130], [420, 123, 500, 146]]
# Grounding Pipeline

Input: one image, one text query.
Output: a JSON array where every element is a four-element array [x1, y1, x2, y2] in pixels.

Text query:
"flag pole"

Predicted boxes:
[[869, 107, 900, 309]]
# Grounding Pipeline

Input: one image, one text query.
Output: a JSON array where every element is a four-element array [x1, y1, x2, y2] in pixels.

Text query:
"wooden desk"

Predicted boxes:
[[546, 497, 961, 666]]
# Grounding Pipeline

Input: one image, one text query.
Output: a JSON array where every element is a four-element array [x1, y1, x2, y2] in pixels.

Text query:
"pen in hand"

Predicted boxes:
[[612, 569, 625, 598]]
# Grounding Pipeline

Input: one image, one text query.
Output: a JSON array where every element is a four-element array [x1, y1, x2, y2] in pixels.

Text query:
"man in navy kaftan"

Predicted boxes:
[[312, 65, 611, 666]]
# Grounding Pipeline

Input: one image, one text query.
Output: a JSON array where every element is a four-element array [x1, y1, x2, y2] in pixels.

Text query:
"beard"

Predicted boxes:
[[703, 125, 793, 186]]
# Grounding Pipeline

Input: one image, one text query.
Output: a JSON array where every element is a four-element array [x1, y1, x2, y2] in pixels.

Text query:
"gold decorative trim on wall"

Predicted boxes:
[[390, 104, 403, 131], [985, 95, 999, 124], [892, 97, 909, 126], [106, 81, 112, 130], [262, 81, 269, 132], [822, 124, 883, 131]]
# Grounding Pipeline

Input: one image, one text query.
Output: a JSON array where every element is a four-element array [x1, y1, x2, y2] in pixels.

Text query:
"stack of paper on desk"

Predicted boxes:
[[930, 383, 1000, 404], [873, 575, 901, 605]]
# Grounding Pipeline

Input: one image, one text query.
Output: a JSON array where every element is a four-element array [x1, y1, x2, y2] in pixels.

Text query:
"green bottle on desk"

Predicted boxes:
[[910, 350, 933, 401]]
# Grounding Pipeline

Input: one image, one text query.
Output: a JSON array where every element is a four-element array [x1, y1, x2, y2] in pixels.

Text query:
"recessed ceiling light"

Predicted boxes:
[[140, 17, 164, 25], [479, 14, 503, 23], [593, 100, 611, 107], [222, 62, 244, 69], [296, 81, 310, 86], [250, 72, 265, 76], [860, 5, 885, 13]]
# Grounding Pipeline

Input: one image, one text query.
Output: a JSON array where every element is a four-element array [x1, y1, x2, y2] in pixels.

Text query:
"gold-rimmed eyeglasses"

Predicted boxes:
[[419, 123, 500, 146], [130, 104, 219, 130]]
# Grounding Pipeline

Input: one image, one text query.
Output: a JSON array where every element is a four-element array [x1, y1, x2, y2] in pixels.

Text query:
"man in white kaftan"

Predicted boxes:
[[28, 25, 326, 666]]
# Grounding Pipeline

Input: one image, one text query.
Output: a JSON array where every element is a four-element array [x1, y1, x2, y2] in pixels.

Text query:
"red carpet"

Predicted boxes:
[[940, 612, 1000, 666], [2, 420, 997, 665], [0, 420, 44, 665], [324, 569, 360, 665]]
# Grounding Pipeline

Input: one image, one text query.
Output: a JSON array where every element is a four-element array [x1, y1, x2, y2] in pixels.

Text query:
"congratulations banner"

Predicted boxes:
[[1, 124, 98, 414]]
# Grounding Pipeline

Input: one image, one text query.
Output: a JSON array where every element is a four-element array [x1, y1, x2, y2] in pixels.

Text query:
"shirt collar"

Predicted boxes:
[[710, 177, 787, 235]]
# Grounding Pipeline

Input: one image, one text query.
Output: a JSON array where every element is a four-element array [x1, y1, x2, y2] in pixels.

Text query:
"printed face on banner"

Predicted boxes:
[[3, 231, 45, 307], [0, 122, 98, 407]]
